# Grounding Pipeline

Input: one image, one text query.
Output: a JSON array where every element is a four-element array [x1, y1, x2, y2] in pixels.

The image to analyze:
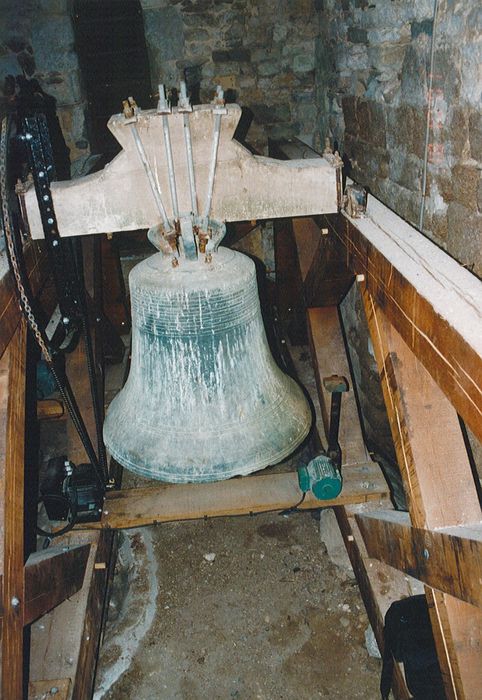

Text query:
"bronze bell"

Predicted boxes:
[[103, 243, 311, 483]]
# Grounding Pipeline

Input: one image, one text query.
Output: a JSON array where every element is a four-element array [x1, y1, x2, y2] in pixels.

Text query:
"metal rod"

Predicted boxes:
[[183, 113, 198, 215], [204, 111, 222, 219], [419, 0, 439, 231], [130, 123, 170, 230], [162, 114, 179, 220]]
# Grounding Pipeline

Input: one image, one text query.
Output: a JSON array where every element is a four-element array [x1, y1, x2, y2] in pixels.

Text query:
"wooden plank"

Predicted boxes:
[[23, 544, 91, 625], [307, 307, 370, 466], [29, 530, 114, 700], [0, 319, 27, 700], [29, 678, 71, 700], [72, 530, 114, 700], [37, 399, 64, 421], [336, 505, 420, 700], [90, 464, 388, 530], [362, 291, 482, 700], [320, 201, 482, 444], [306, 304, 411, 699], [356, 511, 482, 607]]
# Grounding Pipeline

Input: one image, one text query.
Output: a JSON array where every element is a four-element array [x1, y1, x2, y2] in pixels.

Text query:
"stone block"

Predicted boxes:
[[143, 7, 184, 63], [451, 164, 481, 213], [185, 28, 211, 43], [211, 61, 241, 77], [429, 210, 448, 243], [367, 43, 407, 73], [411, 18, 433, 39], [342, 95, 358, 137], [257, 60, 280, 77], [40, 69, 82, 107], [212, 48, 250, 63], [448, 106, 470, 159], [389, 148, 422, 192], [366, 25, 411, 45], [446, 202, 482, 277], [388, 104, 427, 160], [376, 179, 420, 228], [357, 99, 370, 141], [400, 42, 429, 108], [293, 53, 315, 73], [347, 27, 368, 44], [31, 16, 75, 72], [468, 108, 482, 162], [251, 102, 291, 125], [273, 24, 288, 42]]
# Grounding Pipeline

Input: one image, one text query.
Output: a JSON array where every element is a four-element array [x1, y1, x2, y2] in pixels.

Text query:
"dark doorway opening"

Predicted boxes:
[[73, 0, 152, 162]]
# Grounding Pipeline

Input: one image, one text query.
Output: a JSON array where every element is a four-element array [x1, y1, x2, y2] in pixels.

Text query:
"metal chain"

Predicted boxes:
[[1, 116, 52, 361]]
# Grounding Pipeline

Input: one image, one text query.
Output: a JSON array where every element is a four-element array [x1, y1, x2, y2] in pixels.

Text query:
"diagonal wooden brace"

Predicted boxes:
[[356, 510, 482, 608]]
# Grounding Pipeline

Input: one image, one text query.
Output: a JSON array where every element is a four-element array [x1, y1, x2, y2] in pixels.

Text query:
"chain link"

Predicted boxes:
[[1, 117, 52, 361]]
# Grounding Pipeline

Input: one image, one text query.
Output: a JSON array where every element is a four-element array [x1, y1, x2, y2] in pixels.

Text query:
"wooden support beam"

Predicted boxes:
[[320, 200, 482, 444], [336, 505, 419, 700], [0, 320, 27, 700], [362, 290, 482, 700], [29, 530, 115, 700], [23, 544, 91, 625], [356, 511, 482, 608], [88, 465, 388, 530]]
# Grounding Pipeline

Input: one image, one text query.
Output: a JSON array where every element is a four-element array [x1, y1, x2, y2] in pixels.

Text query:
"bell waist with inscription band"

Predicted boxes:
[[103, 246, 311, 482]]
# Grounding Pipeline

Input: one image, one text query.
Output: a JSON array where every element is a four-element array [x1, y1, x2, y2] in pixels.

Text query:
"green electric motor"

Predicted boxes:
[[298, 454, 342, 501]]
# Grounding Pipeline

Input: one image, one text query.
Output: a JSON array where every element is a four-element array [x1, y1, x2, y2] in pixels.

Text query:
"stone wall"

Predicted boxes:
[[315, 0, 482, 277], [2, 1, 320, 161], [0, 0, 90, 175], [140, 0, 319, 151]]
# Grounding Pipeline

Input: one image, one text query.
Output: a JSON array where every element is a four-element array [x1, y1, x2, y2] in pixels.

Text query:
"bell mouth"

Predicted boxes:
[[104, 377, 312, 484], [103, 246, 313, 483]]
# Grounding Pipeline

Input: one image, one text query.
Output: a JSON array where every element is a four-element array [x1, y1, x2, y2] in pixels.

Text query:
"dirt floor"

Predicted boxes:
[[94, 508, 381, 699]]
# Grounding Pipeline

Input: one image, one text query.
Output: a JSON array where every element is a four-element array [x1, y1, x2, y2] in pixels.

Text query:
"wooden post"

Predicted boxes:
[[0, 319, 28, 699], [361, 289, 482, 700]]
